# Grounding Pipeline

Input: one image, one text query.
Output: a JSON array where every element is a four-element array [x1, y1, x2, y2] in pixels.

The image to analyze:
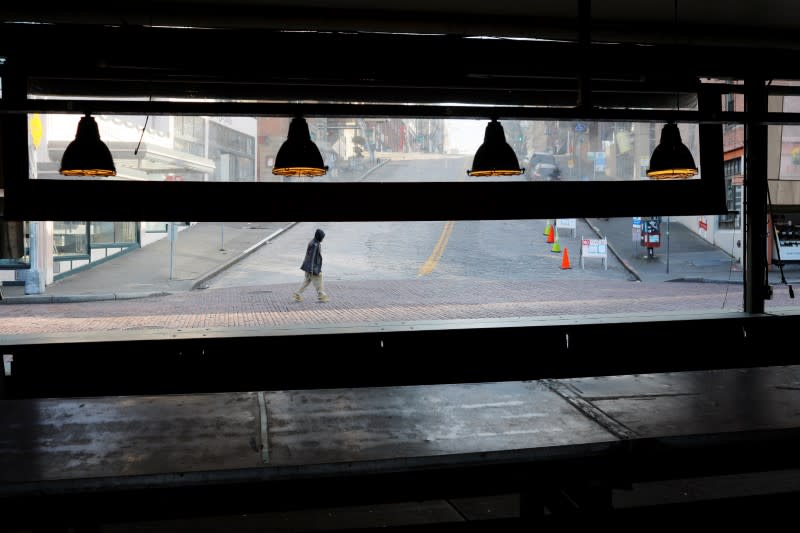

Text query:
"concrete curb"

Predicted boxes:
[[0, 291, 181, 305], [584, 218, 643, 282], [191, 222, 299, 290]]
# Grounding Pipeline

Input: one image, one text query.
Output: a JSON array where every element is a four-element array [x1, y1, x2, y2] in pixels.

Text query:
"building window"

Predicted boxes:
[[53, 221, 89, 259], [90, 222, 138, 247], [0, 220, 29, 267], [174, 116, 206, 157], [144, 222, 169, 233], [209, 122, 256, 182]]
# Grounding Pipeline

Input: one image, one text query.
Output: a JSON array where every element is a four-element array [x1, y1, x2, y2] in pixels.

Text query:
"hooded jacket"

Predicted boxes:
[[300, 228, 325, 275]]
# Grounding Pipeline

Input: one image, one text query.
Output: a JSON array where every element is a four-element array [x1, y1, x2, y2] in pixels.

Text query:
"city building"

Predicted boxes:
[[1, 114, 256, 288]]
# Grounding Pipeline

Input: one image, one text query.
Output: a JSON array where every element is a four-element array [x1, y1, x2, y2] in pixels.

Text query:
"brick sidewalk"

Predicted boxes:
[[0, 278, 759, 336]]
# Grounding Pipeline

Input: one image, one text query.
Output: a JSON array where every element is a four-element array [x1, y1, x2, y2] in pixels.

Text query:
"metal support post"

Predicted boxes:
[[744, 78, 770, 313]]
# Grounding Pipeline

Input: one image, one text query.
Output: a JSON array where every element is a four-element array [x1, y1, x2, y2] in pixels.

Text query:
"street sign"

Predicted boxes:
[[594, 152, 606, 172], [556, 218, 577, 238], [575, 122, 588, 133], [556, 218, 576, 229], [580, 237, 608, 270]]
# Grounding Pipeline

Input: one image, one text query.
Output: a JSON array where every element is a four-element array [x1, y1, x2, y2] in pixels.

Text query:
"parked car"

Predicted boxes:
[[527, 152, 560, 180]]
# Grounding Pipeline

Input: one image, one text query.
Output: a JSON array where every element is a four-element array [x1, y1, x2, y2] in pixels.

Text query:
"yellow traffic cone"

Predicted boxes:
[[551, 227, 561, 253], [543, 219, 552, 236]]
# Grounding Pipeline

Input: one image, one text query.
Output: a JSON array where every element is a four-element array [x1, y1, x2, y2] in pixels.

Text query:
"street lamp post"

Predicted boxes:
[[168, 222, 177, 280]]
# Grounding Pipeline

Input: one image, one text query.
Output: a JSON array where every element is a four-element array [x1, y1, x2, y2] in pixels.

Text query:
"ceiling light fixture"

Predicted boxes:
[[467, 119, 524, 177], [646, 122, 698, 179], [59, 113, 116, 177], [272, 116, 328, 177]]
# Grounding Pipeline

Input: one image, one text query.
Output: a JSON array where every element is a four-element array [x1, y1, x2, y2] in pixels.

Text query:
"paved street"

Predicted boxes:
[[1, 216, 797, 338]]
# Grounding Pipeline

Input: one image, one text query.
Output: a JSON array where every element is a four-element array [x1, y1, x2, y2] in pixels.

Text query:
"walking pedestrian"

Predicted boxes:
[[293, 228, 329, 302]]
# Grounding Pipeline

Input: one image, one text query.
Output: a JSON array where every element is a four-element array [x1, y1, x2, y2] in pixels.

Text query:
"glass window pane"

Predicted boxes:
[[31, 115, 701, 184], [91, 222, 137, 245], [0, 220, 29, 267], [6, 213, 793, 338], [775, 96, 800, 181], [53, 221, 88, 257]]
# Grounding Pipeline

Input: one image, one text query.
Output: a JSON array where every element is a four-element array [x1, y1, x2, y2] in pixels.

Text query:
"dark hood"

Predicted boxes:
[[315, 228, 325, 242]]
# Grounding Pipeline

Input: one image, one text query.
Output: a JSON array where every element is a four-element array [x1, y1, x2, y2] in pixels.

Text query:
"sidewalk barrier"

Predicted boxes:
[[561, 248, 571, 269]]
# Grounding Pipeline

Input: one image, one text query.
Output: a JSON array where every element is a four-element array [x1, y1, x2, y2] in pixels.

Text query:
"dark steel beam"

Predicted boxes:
[[5, 178, 727, 222], [744, 79, 769, 313]]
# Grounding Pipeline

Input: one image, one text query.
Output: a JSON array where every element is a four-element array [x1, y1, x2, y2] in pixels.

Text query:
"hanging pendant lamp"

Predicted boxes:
[[272, 116, 328, 177], [646, 0, 698, 181], [646, 122, 698, 179], [59, 113, 116, 177], [467, 119, 524, 177]]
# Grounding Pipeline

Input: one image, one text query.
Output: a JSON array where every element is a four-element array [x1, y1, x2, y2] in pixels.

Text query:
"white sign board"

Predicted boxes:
[[556, 218, 576, 229], [556, 218, 577, 237], [777, 240, 800, 261], [580, 237, 608, 269]]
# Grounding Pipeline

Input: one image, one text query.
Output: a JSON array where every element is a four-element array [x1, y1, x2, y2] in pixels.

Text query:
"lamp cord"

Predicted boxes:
[[135, 10, 153, 157], [134, 113, 149, 156], [674, 0, 679, 112]]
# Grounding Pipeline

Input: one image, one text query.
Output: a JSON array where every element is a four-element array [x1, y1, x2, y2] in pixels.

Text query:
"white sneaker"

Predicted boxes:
[[293, 293, 303, 302], [318, 295, 329, 303]]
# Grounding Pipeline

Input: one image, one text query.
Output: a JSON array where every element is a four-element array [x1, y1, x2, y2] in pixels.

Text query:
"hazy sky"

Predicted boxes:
[[444, 119, 486, 154]]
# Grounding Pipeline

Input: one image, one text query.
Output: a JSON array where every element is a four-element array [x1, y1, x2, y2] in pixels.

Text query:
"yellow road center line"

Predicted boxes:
[[418, 220, 455, 276]]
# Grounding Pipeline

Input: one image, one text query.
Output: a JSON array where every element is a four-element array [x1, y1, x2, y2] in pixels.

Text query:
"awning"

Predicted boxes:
[[47, 141, 217, 177]]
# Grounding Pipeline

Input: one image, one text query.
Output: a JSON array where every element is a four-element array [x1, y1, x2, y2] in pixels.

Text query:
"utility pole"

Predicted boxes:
[[168, 223, 177, 280]]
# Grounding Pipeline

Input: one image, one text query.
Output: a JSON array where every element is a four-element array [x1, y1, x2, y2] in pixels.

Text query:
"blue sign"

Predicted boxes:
[[575, 122, 588, 133]]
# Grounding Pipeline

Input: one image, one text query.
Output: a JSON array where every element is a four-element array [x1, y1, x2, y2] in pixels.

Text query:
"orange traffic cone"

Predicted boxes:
[[561, 247, 571, 269], [546, 225, 555, 243]]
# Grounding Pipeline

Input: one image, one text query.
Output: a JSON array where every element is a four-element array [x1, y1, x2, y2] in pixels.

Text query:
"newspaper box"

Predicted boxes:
[[640, 217, 661, 258]]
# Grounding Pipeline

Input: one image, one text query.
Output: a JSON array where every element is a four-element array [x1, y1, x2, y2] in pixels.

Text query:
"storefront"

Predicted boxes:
[[772, 212, 800, 263]]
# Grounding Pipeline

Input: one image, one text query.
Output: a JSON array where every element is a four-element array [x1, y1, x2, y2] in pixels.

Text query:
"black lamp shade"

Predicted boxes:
[[646, 122, 698, 179], [467, 119, 524, 177], [272, 117, 328, 177], [59, 114, 117, 177]]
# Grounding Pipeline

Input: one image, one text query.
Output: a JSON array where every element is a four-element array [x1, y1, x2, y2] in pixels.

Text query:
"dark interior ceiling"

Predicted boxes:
[[0, 1, 796, 115], [3, 0, 799, 48], [0, 1, 750, 222]]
